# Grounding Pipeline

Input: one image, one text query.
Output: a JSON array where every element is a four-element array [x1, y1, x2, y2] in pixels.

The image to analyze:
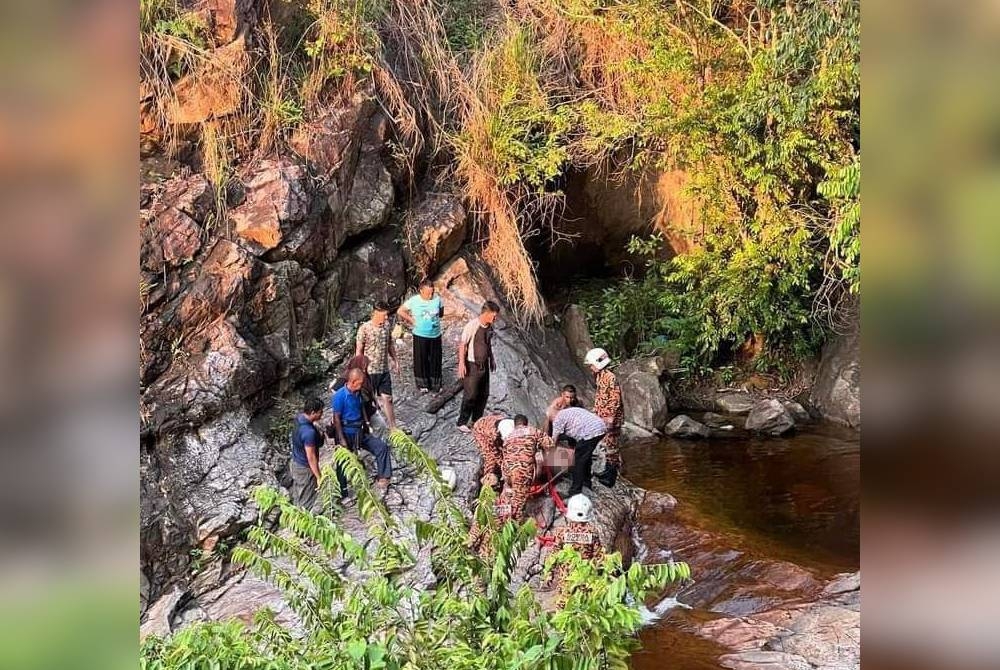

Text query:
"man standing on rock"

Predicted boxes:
[[552, 405, 607, 497], [356, 302, 401, 432], [585, 348, 624, 488], [397, 279, 444, 393], [456, 301, 500, 432], [289, 397, 344, 510], [331, 369, 393, 492], [543, 384, 582, 436]]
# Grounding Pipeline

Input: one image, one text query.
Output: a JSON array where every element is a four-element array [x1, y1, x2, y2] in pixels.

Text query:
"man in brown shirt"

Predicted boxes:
[[456, 301, 500, 432]]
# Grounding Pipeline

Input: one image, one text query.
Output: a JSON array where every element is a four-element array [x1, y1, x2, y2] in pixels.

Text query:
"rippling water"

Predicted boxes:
[[626, 420, 860, 669]]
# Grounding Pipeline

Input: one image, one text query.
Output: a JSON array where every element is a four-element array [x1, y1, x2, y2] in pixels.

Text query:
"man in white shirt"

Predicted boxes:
[[456, 301, 500, 432]]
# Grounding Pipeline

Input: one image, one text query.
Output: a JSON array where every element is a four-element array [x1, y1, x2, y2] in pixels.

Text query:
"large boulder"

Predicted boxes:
[[343, 151, 394, 238], [231, 158, 311, 252], [618, 357, 670, 433], [665, 414, 711, 439], [169, 36, 248, 124], [141, 174, 214, 273], [290, 93, 376, 178], [560, 304, 595, 368], [403, 193, 467, 279], [745, 399, 795, 436], [714, 391, 755, 415], [809, 329, 860, 428]]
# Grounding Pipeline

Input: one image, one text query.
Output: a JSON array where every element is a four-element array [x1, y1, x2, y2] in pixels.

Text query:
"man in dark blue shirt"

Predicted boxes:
[[289, 397, 332, 510], [332, 368, 393, 491]]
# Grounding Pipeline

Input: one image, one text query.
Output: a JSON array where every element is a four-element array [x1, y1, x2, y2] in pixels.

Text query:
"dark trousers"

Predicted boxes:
[[413, 334, 442, 391], [346, 431, 393, 479], [457, 365, 490, 426], [567, 434, 605, 497]]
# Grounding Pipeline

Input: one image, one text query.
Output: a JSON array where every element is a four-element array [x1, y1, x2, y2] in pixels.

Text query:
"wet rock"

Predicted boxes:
[[715, 391, 755, 415], [618, 358, 669, 433], [560, 304, 595, 368], [161, 409, 276, 539], [231, 159, 311, 252], [702, 412, 735, 429], [777, 605, 860, 668], [745, 400, 795, 436], [344, 152, 394, 238], [170, 36, 248, 124], [665, 414, 711, 439], [810, 328, 860, 428], [640, 491, 677, 516], [782, 401, 810, 424], [140, 585, 186, 639], [403, 193, 467, 279]]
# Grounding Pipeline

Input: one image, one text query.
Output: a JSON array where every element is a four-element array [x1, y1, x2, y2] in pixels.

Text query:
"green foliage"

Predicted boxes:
[[576, 231, 820, 366], [141, 432, 689, 669], [818, 158, 861, 295]]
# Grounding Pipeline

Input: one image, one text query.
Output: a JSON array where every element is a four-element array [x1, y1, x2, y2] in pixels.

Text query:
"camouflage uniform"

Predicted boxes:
[[466, 489, 516, 561], [501, 426, 554, 520], [549, 520, 606, 607], [593, 368, 624, 467], [472, 414, 504, 486]]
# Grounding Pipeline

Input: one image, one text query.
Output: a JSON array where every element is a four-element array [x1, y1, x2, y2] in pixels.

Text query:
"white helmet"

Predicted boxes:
[[566, 494, 593, 523], [439, 466, 457, 491], [497, 418, 515, 441], [584, 348, 612, 370]]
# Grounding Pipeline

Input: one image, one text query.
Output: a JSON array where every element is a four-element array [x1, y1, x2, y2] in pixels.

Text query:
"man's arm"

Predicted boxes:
[[388, 332, 399, 372], [355, 324, 365, 358], [332, 412, 348, 447], [457, 342, 468, 378], [305, 445, 321, 482]]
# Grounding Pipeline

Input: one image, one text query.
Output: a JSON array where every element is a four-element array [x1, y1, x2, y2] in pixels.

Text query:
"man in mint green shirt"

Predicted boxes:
[[398, 279, 444, 392]]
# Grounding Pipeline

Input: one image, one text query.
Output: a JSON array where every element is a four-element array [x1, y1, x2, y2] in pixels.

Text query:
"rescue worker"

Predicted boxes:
[[546, 494, 605, 607], [584, 347, 624, 487], [471, 413, 513, 488], [500, 414, 554, 520], [466, 485, 517, 560]]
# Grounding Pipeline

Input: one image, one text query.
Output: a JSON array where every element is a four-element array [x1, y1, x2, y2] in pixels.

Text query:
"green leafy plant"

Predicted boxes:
[[141, 431, 689, 669]]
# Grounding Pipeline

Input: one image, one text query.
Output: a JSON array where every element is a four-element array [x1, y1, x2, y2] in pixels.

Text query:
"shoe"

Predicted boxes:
[[419, 388, 430, 394], [457, 424, 471, 433]]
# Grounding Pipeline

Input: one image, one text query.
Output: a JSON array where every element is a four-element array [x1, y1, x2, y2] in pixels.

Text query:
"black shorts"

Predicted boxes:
[[369, 371, 393, 397]]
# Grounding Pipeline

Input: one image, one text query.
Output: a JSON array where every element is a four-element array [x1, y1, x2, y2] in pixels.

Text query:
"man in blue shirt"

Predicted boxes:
[[398, 279, 445, 393], [289, 397, 346, 510], [331, 369, 393, 491]]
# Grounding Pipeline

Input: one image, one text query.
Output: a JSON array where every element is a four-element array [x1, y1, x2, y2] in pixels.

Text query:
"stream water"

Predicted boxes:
[[626, 421, 860, 669]]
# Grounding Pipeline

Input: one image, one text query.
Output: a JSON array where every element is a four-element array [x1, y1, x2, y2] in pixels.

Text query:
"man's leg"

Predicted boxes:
[[471, 369, 490, 423], [457, 367, 483, 426], [362, 433, 393, 480], [290, 461, 319, 511], [568, 436, 601, 496]]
